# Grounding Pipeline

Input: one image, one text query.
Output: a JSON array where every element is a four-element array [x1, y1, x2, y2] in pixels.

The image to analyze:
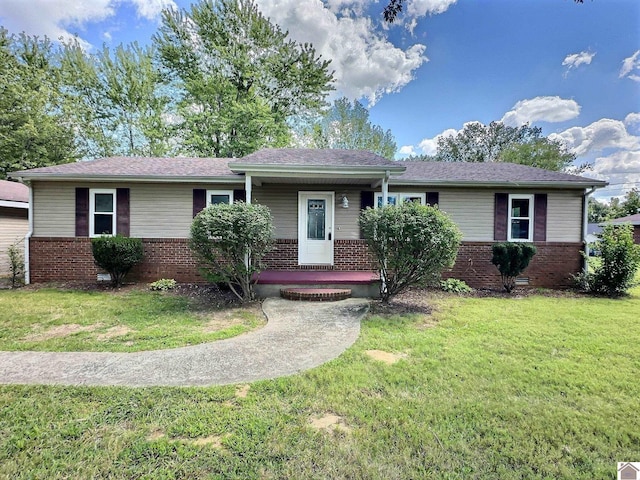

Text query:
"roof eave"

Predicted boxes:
[[10, 173, 243, 183], [390, 179, 609, 189], [0, 199, 29, 209]]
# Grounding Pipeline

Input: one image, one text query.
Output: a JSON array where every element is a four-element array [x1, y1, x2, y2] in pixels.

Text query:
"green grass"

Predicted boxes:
[[0, 284, 638, 478], [0, 288, 264, 352]]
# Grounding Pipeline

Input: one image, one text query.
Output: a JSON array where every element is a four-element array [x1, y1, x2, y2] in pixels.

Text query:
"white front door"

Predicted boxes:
[[298, 192, 334, 265]]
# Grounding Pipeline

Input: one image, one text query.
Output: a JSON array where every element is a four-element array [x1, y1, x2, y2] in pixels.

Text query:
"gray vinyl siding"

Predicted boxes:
[[0, 208, 29, 274], [31, 181, 584, 243]]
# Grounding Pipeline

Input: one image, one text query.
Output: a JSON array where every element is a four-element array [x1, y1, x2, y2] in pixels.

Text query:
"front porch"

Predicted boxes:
[[254, 269, 381, 298]]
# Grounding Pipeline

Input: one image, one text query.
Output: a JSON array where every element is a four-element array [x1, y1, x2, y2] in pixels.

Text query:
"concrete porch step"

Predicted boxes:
[[280, 288, 352, 302]]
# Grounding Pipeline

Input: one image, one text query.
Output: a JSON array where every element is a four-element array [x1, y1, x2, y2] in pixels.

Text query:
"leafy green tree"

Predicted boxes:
[[307, 97, 397, 159], [91, 235, 144, 287], [588, 198, 613, 223], [59, 42, 172, 158], [360, 202, 462, 304], [499, 137, 576, 171], [190, 202, 274, 302], [435, 121, 543, 164], [491, 242, 537, 293], [621, 188, 640, 217], [0, 29, 77, 178], [576, 224, 640, 297], [154, 0, 334, 158]]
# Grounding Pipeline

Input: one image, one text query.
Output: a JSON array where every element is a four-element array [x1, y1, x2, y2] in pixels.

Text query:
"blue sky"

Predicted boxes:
[[0, 0, 638, 199]]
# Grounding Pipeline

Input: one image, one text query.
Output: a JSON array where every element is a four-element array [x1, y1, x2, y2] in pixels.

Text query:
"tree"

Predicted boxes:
[[499, 137, 576, 171], [588, 198, 613, 223], [0, 29, 77, 178], [59, 42, 173, 158], [190, 202, 274, 302], [621, 188, 640, 217], [359, 202, 462, 304], [154, 0, 334, 158], [305, 97, 397, 159], [576, 224, 640, 297], [491, 242, 537, 293], [435, 121, 544, 164]]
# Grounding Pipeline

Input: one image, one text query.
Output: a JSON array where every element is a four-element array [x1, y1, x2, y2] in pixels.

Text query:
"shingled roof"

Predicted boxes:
[[0, 179, 29, 203], [235, 148, 397, 167], [12, 157, 237, 180], [394, 161, 606, 187], [608, 213, 640, 225]]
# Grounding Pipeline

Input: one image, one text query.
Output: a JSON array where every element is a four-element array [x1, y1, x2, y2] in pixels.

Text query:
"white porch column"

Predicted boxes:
[[382, 170, 389, 205], [245, 174, 252, 204]]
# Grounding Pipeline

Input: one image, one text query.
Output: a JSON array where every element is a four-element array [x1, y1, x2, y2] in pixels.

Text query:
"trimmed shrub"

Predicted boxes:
[[91, 235, 144, 287], [190, 202, 274, 302], [491, 242, 537, 293], [576, 224, 640, 297], [360, 202, 462, 304]]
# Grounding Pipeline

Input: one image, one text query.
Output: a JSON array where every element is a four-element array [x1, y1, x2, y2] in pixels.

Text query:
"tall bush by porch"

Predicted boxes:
[[190, 202, 274, 302], [359, 202, 462, 304]]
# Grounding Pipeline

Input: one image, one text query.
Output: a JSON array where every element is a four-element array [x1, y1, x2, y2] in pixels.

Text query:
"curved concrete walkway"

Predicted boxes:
[[0, 298, 368, 387]]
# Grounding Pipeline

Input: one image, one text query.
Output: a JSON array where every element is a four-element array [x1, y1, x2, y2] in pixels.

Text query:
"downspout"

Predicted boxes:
[[24, 180, 33, 285], [582, 186, 597, 273]]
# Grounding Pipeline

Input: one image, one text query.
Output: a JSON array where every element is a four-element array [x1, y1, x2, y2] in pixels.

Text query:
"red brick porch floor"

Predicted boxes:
[[254, 270, 379, 285]]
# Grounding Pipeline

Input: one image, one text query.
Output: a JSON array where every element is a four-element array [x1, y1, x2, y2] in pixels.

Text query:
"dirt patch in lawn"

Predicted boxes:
[[235, 384, 250, 398], [23, 323, 102, 341], [365, 350, 407, 365], [309, 414, 351, 433], [201, 303, 264, 333], [96, 326, 133, 340]]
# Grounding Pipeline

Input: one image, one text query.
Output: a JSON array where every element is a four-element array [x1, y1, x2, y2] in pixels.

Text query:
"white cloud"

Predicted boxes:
[[398, 145, 416, 156], [550, 118, 640, 156], [0, 0, 175, 49], [416, 127, 459, 155], [625, 112, 640, 132], [501, 96, 581, 127], [406, 0, 458, 19], [620, 50, 640, 82], [590, 150, 640, 199], [257, 0, 428, 105], [562, 50, 595, 72]]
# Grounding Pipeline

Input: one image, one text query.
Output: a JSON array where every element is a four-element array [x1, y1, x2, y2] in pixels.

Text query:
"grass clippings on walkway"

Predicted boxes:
[[1, 282, 638, 479], [0, 285, 265, 352]]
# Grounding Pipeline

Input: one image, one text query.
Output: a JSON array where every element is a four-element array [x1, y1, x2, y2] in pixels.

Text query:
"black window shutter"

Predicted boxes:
[[233, 189, 246, 203], [533, 194, 547, 242], [494, 193, 508, 241], [116, 188, 130, 237], [193, 189, 206, 217], [426, 192, 439, 206], [75, 188, 89, 237], [361, 191, 374, 210]]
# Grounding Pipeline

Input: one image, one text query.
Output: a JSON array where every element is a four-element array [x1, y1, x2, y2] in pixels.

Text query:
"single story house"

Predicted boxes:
[[0, 179, 29, 276], [606, 213, 640, 244], [11, 148, 607, 290]]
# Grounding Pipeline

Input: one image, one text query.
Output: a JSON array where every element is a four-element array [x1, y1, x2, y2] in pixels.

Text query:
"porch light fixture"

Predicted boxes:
[[341, 194, 349, 209]]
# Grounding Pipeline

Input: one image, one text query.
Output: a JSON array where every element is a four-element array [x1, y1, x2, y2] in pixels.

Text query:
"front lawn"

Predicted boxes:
[[0, 286, 265, 352], [0, 284, 638, 478]]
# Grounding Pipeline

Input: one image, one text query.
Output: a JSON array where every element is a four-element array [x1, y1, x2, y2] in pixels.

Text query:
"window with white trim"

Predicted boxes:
[[206, 190, 234, 206], [89, 189, 116, 237], [374, 192, 426, 208], [508, 194, 534, 241]]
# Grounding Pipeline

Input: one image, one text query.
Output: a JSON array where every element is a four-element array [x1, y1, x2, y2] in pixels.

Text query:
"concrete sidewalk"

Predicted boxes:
[[0, 298, 368, 387]]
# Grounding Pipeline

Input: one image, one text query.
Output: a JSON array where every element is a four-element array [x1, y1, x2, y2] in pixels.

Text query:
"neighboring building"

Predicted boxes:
[[607, 213, 640, 244], [0, 180, 29, 276], [11, 149, 607, 289], [586, 223, 603, 255]]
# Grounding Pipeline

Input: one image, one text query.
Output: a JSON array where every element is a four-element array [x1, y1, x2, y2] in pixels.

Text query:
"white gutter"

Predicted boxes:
[[0, 200, 29, 209], [24, 182, 33, 285], [582, 186, 597, 273]]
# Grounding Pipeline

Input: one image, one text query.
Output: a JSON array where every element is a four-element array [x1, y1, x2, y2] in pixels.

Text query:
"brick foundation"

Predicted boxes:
[[29, 237, 584, 289]]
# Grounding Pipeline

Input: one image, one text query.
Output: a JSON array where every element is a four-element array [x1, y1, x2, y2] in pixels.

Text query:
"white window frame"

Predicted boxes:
[[374, 192, 426, 208], [507, 194, 534, 242], [89, 188, 117, 238], [206, 189, 234, 206]]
